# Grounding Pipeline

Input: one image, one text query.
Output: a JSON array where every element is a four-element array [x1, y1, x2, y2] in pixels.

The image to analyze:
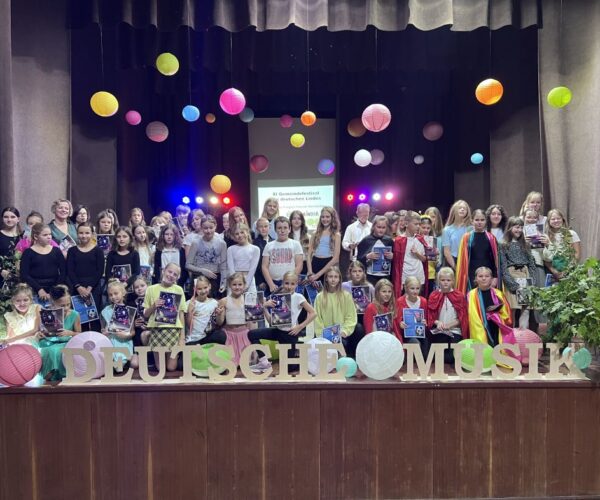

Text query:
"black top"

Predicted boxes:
[[105, 250, 141, 288], [252, 235, 273, 287], [153, 248, 187, 287], [480, 288, 500, 346], [20, 247, 66, 292], [0, 232, 19, 258], [468, 232, 497, 286], [66, 246, 105, 289]]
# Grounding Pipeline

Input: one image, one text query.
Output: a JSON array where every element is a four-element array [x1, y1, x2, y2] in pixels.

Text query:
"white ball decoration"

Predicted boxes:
[[356, 331, 404, 380], [307, 338, 339, 375], [354, 149, 372, 167]]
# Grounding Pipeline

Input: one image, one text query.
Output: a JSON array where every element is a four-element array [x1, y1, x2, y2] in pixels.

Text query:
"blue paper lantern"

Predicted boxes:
[[470, 153, 484, 165], [239, 107, 255, 123], [336, 357, 357, 378], [317, 159, 335, 176], [182, 105, 200, 122]]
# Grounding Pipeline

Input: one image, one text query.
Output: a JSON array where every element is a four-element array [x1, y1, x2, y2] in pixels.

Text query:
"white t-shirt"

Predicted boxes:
[[262, 239, 303, 281], [186, 298, 219, 343], [402, 236, 425, 284], [183, 232, 202, 248]]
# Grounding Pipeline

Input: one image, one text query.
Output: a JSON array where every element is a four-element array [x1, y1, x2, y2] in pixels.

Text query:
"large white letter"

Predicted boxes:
[[402, 343, 448, 381], [61, 348, 97, 385]]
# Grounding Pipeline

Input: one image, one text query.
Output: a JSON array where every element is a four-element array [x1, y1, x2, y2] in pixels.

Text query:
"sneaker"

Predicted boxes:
[[249, 357, 272, 373]]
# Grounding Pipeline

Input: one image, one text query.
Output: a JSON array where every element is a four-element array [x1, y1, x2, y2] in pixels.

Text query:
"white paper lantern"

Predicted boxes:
[[308, 338, 339, 375], [354, 149, 372, 167], [356, 331, 404, 380]]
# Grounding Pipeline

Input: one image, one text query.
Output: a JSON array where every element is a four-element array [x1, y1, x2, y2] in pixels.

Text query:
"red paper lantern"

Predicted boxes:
[[250, 155, 269, 173], [0, 344, 42, 386]]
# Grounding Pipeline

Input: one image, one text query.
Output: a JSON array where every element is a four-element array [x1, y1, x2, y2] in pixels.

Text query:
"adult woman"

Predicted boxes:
[[48, 198, 78, 246], [70, 204, 90, 226]]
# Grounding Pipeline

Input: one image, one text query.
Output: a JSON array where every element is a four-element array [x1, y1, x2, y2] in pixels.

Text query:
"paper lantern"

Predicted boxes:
[[564, 347, 592, 370], [317, 159, 335, 176], [336, 357, 357, 378], [280, 114, 293, 128], [210, 174, 232, 194], [62, 331, 113, 379], [301, 111, 317, 127], [361, 104, 391, 132], [259, 339, 279, 360], [219, 88, 246, 115], [547, 86, 572, 108], [182, 105, 200, 122], [414, 155, 425, 165], [458, 339, 494, 372], [354, 149, 372, 167], [512, 329, 541, 366], [370, 149, 385, 165], [470, 152, 484, 165], [146, 121, 169, 142], [125, 110, 142, 126], [90, 91, 119, 117], [191, 343, 232, 377], [475, 78, 504, 105], [239, 107, 255, 123], [307, 338, 338, 375], [347, 118, 366, 137], [156, 52, 179, 76], [0, 344, 42, 386], [250, 155, 269, 173], [205, 113, 216, 124], [423, 121, 444, 141], [290, 133, 305, 148], [356, 331, 404, 380]]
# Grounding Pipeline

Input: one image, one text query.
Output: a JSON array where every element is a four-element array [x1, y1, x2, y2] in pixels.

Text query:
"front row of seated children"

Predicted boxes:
[[1, 262, 513, 380]]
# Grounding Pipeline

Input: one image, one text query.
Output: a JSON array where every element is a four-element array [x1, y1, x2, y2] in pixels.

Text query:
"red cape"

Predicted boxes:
[[394, 295, 428, 342], [427, 290, 469, 338], [392, 235, 431, 298]]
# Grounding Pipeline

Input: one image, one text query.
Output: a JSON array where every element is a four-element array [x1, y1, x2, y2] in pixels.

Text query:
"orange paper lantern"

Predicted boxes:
[[205, 113, 216, 123], [210, 175, 231, 194], [301, 111, 317, 127], [475, 79, 504, 105], [347, 118, 366, 138]]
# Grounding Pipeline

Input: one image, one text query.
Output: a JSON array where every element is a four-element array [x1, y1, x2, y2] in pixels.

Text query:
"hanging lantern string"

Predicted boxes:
[[374, 28, 378, 95], [186, 0, 193, 104], [229, 31, 234, 88], [99, 23, 105, 85], [306, 2, 310, 111]]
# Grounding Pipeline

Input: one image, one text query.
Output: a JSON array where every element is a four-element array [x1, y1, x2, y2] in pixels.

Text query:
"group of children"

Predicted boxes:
[[0, 190, 582, 380]]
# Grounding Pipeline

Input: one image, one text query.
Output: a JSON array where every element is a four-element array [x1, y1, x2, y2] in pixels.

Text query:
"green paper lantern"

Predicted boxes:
[[547, 86, 572, 108], [156, 52, 180, 76], [336, 356, 358, 378], [191, 343, 231, 377], [573, 347, 592, 370], [259, 339, 279, 361], [459, 339, 495, 373]]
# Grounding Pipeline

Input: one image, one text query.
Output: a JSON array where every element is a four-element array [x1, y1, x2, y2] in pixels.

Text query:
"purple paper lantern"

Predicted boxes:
[[125, 110, 142, 126], [62, 331, 114, 379], [280, 114, 293, 128], [370, 149, 385, 165], [423, 121, 444, 141], [250, 155, 269, 173], [146, 121, 169, 142], [317, 159, 335, 175], [219, 88, 246, 115]]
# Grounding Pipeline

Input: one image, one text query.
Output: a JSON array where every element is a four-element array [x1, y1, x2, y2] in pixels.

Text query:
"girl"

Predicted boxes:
[[442, 199, 473, 270], [223, 206, 248, 247], [105, 226, 141, 290], [455, 209, 500, 294], [424, 207, 444, 238], [149, 215, 167, 240], [520, 191, 546, 225], [186, 215, 227, 297], [314, 266, 362, 358], [143, 262, 186, 371], [185, 276, 226, 346], [467, 267, 512, 347], [70, 205, 90, 226], [153, 224, 187, 287], [420, 214, 442, 295], [1, 207, 21, 291], [543, 208, 581, 280], [289, 210, 310, 274], [15, 211, 59, 256], [384, 211, 400, 238], [248, 271, 317, 372], [363, 279, 399, 337], [101, 280, 138, 370], [307, 207, 341, 285], [20, 223, 66, 304], [395, 276, 429, 355], [129, 207, 146, 227], [48, 199, 78, 245], [254, 197, 279, 240], [523, 208, 549, 291], [500, 217, 537, 329], [96, 210, 116, 236], [356, 215, 394, 286], [38, 284, 81, 381], [226, 224, 260, 293], [1, 284, 40, 347], [128, 277, 151, 355], [66, 221, 105, 322], [183, 209, 205, 256], [214, 272, 252, 365], [341, 261, 375, 297], [396, 210, 408, 237], [486, 204, 508, 242], [133, 224, 155, 280], [252, 217, 272, 292], [427, 268, 468, 363], [105, 208, 121, 229]]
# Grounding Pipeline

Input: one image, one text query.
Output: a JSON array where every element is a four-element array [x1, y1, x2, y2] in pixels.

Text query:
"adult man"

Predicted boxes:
[[342, 203, 372, 260]]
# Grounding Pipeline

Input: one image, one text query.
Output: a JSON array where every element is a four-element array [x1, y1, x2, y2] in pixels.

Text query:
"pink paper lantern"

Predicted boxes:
[[0, 344, 42, 386], [511, 328, 542, 366], [125, 110, 142, 126], [250, 155, 269, 173], [423, 121, 444, 141], [361, 104, 391, 132], [280, 114, 293, 128], [62, 331, 114, 379], [219, 88, 246, 115], [370, 149, 385, 165], [146, 121, 169, 142]]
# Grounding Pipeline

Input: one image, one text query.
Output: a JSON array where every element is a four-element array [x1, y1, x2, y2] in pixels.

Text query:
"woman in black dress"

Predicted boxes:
[[0, 207, 21, 292]]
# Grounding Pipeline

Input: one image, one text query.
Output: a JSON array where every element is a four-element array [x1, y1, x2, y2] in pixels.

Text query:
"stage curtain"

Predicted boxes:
[[0, 0, 16, 205], [539, 0, 600, 259], [68, 0, 541, 32]]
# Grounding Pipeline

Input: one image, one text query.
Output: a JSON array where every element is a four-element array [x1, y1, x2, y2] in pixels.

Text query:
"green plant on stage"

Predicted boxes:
[[531, 257, 600, 346]]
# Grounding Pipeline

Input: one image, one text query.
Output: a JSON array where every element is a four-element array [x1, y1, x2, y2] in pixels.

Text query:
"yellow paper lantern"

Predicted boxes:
[[210, 175, 232, 194], [547, 86, 572, 108], [90, 91, 119, 117], [156, 52, 180, 76], [290, 133, 305, 148], [475, 78, 504, 105], [301, 111, 317, 126]]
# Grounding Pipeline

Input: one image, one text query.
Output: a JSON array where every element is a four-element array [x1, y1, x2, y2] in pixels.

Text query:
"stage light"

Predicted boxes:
[[385, 192, 394, 201], [358, 193, 367, 201], [223, 196, 231, 205], [372, 193, 381, 201], [182, 196, 190, 204], [195, 196, 204, 204], [209, 196, 219, 205], [346, 194, 354, 202]]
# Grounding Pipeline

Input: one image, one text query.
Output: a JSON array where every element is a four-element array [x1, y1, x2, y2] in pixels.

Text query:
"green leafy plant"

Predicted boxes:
[[530, 257, 600, 346]]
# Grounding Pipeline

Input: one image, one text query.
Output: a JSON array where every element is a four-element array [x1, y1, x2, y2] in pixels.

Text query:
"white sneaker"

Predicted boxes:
[[249, 357, 272, 373]]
